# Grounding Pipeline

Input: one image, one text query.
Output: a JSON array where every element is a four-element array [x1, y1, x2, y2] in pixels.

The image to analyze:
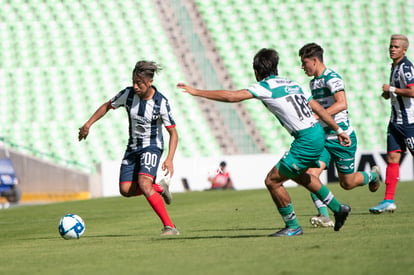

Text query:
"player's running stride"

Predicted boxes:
[[298, 43, 382, 227], [177, 48, 351, 236], [79, 61, 179, 236]]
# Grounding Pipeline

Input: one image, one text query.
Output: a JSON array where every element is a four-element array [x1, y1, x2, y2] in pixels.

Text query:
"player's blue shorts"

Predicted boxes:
[[119, 147, 163, 184], [387, 122, 414, 155], [276, 124, 325, 179]]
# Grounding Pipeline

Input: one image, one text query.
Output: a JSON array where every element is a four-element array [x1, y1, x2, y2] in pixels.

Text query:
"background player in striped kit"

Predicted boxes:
[[370, 34, 414, 214], [78, 61, 179, 235], [298, 43, 382, 227], [177, 48, 351, 237]]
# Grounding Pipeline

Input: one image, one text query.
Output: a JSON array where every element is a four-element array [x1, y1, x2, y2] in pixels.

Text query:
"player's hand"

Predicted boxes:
[[381, 91, 390, 99], [382, 84, 390, 92], [381, 84, 391, 99], [78, 125, 89, 141], [162, 159, 174, 177], [177, 83, 197, 95], [338, 133, 351, 147]]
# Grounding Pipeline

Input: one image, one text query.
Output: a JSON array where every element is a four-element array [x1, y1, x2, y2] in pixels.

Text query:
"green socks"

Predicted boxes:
[[281, 185, 343, 228], [314, 185, 341, 213], [278, 203, 301, 229], [361, 171, 377, 186], [310, 192, 330, 217]]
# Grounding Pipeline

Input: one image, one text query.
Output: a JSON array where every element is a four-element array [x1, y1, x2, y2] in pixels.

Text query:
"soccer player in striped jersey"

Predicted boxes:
[[78, 61, 179, 235], [177, 48, 351, 237], [298, 43, 382, 227], [370, 34, 414, 214]]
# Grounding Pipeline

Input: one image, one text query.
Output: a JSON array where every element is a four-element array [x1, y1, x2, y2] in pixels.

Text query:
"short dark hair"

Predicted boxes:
[[253, 48, 279, 80], [299, 43, 324, 62], [133, 60, 162, 79]]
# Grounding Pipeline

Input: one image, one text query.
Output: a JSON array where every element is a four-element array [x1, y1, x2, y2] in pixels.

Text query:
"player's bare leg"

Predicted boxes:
[[264, 167, 291, 208], [265, 167, 303, 237], [338, 172, 368, 190]]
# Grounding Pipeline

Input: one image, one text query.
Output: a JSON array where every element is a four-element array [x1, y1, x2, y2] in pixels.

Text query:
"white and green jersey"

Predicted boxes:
[[247, 75, 318, 136], [310, 68, 353, 138]]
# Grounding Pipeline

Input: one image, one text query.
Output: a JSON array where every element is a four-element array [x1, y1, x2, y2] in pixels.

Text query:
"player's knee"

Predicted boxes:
[[119, 189, 133, 197], [264, 167, 284, 189], [119, 185, 134, 197], [339, 180, 353, 190], [264, 175, 280, 189], [264, 175, 272, 188], [307, 168, 321, 178]]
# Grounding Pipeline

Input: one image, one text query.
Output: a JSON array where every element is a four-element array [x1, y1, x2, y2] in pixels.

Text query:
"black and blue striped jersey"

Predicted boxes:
[[110, 86, 176, 150], [389, 56, 414, 124]]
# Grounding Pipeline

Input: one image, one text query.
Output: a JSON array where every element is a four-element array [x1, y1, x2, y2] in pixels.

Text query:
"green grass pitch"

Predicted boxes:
[[1, 181, 413, 275]]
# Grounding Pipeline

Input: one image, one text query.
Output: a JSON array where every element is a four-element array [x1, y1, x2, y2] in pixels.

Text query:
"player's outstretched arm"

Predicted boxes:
[[78, 101, 112, 141], [177, 83, 253, 102]]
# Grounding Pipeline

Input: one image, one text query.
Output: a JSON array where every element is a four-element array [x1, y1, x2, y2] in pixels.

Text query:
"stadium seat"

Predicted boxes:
[[195, 0, 409, 153], [0, 0, 223, 171], [1, 0, 410, 170]]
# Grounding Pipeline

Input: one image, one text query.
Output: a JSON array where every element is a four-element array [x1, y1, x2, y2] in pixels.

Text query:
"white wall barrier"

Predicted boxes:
[[95, 151, 413, 197]]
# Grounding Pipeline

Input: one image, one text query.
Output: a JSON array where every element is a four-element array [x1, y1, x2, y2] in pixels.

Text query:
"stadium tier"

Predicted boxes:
[[1, 0, 413, 171], [0, 0, 221, 171], [195, 0, 413, 153]]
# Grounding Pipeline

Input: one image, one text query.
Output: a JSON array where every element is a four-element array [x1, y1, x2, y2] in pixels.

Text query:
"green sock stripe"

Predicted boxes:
[[315, 185, 341, 213], [278, 203, 294, 216], [278, 204, 300, 229]]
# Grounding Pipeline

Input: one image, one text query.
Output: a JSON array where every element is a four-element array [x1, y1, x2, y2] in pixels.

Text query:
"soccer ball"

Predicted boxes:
[[58, 214, 85, 240]]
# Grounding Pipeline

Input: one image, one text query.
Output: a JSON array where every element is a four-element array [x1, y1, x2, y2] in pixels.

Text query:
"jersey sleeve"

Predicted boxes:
[[402, 63, 414, 87], [110, 88, 130, 109], [247, 83, 270, 98], [161, 99, 176, 128], [326, 75, 345, 93]]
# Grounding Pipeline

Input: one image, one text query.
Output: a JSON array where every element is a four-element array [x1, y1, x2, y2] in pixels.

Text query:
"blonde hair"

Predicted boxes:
[[391, 34, 409, 49]]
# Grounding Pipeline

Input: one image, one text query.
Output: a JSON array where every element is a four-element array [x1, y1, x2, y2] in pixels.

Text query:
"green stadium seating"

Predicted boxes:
[[1, 0, 412, 171], [0, 0, 221, 171], [195, 0, 412, 154]]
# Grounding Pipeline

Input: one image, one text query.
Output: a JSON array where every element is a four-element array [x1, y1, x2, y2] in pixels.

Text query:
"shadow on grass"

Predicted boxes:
[[158, 234, 267, 240], [84, 234, 136, 238], [22, 234, 136, 241], [157, 227, 277, 240], [191, 227, 276, 232]]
